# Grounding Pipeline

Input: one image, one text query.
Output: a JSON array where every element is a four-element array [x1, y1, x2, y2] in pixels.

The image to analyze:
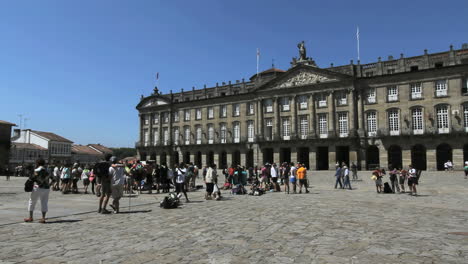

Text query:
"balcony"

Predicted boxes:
[[411, 93, 422, 99], [319, 133, 328, 139], [438, 128, 449, 134], [368, 131, 377, 137], [318, 101, 327, 107], [413, 129, 424, 135], [436, 90, 448, 97], [283, 135, 290, 140], [367, 97, 376, 104], [248, 138, 254, 143], [387, 95, 398, 102], [300, 134, 308, 140], [390, 130, 400, 136], [339, 133, 348, 138]]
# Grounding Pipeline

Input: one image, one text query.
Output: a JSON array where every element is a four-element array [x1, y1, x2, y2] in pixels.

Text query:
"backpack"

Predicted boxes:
[[231, 184, 246, 195], [160, 193, 180, 209], [383, 182, 393, 193], [94, 162, 110, 178]]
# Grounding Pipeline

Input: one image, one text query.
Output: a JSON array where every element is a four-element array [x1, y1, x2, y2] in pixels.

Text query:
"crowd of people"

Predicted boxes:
[[18, 155, 468, 223]]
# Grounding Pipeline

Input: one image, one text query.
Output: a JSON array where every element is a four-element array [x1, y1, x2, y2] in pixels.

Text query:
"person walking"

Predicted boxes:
[[204, 164, 218, 200], [289, 162, 297, 194], [407, 165, 418, 196], [389, 168, 400, 193], [351, 162, 358, 180], [342, 165, 352, 190], [94, 155, 112, 214], [270, 163, 279, 192], [24, 159, 53, 223], [175, 163, 189, 202], [60, 164, 71, 194], [5, 167, 11, 181], [334, 165, 343, 189], [81, 165, 91, 194], [282, 163, 290, 194], [297, 163, 309, 193], [109, 157, 125, 213]]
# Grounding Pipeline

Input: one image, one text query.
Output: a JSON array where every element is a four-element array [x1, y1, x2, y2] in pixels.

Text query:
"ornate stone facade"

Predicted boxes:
[[136, 44, 468, 170]]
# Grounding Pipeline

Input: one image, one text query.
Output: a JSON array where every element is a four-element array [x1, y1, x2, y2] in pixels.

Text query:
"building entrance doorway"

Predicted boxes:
[[436, 143, 452, 170], [173, 151, 179, 165], [280, 148, 291, 164], [233, 150, 241, 166], [297, 147, 309, 169], [196, 151, 202, 168], [220, 151, 227, 168], [316, 146, 329, 170], [160, 152, 167, 165], [388, 145, 402, 169], [336, 146, 349, 166], [263, 148, 273, 164], [411, 144, 426, 170], [366, 145, 380, 170], [207, 151, 214, 166], [246, 149, 254, 168], [184, 152, 190, 164]]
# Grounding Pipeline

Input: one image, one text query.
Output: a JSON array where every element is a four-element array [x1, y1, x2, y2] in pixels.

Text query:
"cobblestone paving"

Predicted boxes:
[[1, 171, 468, 263]]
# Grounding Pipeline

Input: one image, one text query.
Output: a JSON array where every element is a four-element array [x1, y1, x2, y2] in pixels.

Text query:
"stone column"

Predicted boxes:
[[273, 148, 280, 164], [275, 97, 281, 140], [214, 152, 220, 167], [357, 90, 364, 136], [349, 149, 358, 166], [158, 113, 163, 146], [330, 91, 336, 137], [349, 89, 356, 132], [379, 145, 388, 169], [257, 100, 264, 140], [328, 147, 336, 170], [240, 151, 246, 167], [402, 149, 411, 168], [291, 95, 297, 138], [310, 94, 316, 137], [226, 152, 233, 167], [453, 148, 464, 170], [290, 146, 298, 164], [427, 148, 437, 170], [309, 149, 317, 170], [201, 152, 207, 167], [253, 144, 260, 166]]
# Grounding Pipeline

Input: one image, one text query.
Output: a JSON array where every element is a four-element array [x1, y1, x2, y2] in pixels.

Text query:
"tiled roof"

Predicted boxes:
[[12, 143, 47, 150], [88, 144, 113, 154], [31, 130, 73, 143], [72, 145, 102, 155], [0, 120, 16, 126]]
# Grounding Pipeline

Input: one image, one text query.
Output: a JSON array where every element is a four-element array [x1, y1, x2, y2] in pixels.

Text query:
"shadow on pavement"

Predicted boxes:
[[119, 210, 152, 214], [46, 219, 82, 224]]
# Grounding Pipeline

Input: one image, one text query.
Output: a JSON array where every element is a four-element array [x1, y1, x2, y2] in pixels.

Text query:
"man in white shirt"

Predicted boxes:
[[342, 165, 352, 190], [270, 163, 279, 192], [53, 165, 61, 191], [175, 163, 189, 202], [109, 157, 125, 213], [289, 163, 297, 194]]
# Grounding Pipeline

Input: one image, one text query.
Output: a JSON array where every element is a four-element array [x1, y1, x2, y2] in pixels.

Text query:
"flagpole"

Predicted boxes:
[[357, 26, 360, 61], [256, 48, 260, 77]]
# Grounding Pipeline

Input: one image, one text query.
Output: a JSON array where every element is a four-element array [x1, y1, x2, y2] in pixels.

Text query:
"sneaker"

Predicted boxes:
[[306, 190, 310, 193], [38, 218, 46, 224], [101, 209, 111, 214], [24, 218, 33, 223], [109, 204, 116, 211]]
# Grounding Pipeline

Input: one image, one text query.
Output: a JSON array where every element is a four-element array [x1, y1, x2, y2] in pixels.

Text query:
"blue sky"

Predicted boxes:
[[1, 0, 467, 147]]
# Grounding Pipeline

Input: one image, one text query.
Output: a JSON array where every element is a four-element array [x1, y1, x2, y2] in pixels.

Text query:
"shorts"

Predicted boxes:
[[399, 177, 405, 185], [206, 183, 214, 194], [408, 177, 418, 186], [271, 177, 278, 183], [289, 177, 296, 183], [299, 179, 307, 185], [83, 179, 90, 185], [62, 178, 69, 184], [175, 182, 185, 193], [111, 184, 124, 199], [375, 178, 383, 186], [101, 181, 112, 196]]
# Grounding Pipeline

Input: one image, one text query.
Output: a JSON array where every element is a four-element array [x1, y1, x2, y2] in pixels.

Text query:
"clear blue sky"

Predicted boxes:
[[1, 0, 467, 147]]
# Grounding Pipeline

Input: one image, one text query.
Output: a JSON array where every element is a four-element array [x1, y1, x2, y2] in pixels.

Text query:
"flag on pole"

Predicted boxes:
[[156, 72, 159, 80], [356, 26, 360, 61], [256, 48, 260, 77]]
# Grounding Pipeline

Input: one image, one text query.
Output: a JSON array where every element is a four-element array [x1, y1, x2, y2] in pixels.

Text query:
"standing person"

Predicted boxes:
[[281, 163, 290, 194], [53, 164, 61, 191], [71, 164, 80, 194], [81, 166, 91, 194], [204, 164, 217, 200], [89, 167, 97, 195], [289, 162, 297, 194], [5, 166, 11, 181], [24, 159, 53, 223], [297, 163, 309, 193], [145, 163, 154, 194], [186, 163, 195, 191], [160, 163, 170, 193], [407, 165, 418, 196], [399, 169, 408, 193], [389, 168, 400, 193], [175, 163, 189, 202], [342, 165, 352, 190], [351, 162, 358, 180], [60, 164, 71, 194], [464, 161, 468, 179], [334, 165, 343, 189], [131, 161, 144, 194], [109, 157, 125, 214], [270, 163, 279, 191], [374, 169, 384, 193], [94, 155, 112, 214]]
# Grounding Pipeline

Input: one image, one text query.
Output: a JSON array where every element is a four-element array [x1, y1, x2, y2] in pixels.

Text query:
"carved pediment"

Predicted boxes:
[[278, 69, 338, 88], [142, 98, 168, 107]]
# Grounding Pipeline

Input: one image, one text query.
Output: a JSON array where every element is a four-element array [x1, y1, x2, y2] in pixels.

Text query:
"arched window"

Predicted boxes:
[[196, 126, 202, 144], [220, 123, 227, 143]]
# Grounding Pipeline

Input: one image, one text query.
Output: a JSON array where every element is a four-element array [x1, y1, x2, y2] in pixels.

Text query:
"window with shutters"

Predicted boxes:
[[388, 109, 400, 136], [410, 83, 422, 99], [282, 118, 291, 140], [387, 86, 398, 102], [435, 80, 448, 97], [233, 122, 240, 143], [436, 105, 449, 134], [299, 115, 308, 139], [318, 114, 328, 138], [367, 111, 377, 136], [412, 108, 424, 135], [247, 121, 254, 142], [207, 124, 214, 144], [338, 112, 348, 137]]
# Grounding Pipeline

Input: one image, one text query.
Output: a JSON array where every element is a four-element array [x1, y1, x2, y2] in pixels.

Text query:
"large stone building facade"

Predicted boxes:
[[136, 43, 468, 170]]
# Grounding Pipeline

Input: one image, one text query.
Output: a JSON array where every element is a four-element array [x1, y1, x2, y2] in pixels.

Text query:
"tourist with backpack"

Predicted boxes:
[[131, 161, 145, 194], [204, 164, 218, 200], [24, 159, 53, 223], [60, 164, 71, 194], [81, 165, 91, 194]]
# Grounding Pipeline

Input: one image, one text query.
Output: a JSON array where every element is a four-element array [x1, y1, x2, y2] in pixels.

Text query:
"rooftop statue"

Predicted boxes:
[[298, 41, 308, 61]]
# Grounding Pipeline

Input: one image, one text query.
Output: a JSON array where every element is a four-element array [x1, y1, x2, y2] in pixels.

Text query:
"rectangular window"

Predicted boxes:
[[299, 115, 308, 139], [144, 129, 149, 146], [411, 83, 422, 99], [337, 92, 347, 106], [365, 71, 374, 77], [436, 106, 449, 134], [173, 128, 179, 145], [184, 110, 191, 121], [298, 95, 308, 110], [233, 104, 240, 117], [387, 69, 395, 74], [281, 97, 290, 111], [464, 106, 468, 132], [435, 80, 448, 97], [220, 124, 227, 143], [208, 107, 214, 119], [220, 105, 227, 118], [367, 88, 376, 104], [463, 78, 468, 94], [248, 103, 255, 115], [233, 122, 240, 143], [388, 110, 400, 135], [163, 112, 169, 123], [163, 128, 169, 145], [196, 108, 202, 120], [196, 126, 202, 144], [265, 99, 273, 113], [184, 127, 190, 145], [387, 86, 398, 102], [367, 111, 377, 136], [318, 94, 327, 107], [247, 121, 254, 142], [173, 111, 179, 122], [153, 114, 159, 124], [207, 125, 214, 144], [412, 108, 424, 135], [144, 115, 149, 125], [154, 131, 159, 146], [338, 112, 348, 137], [265, 118, 273, 140], [282, 118, 291, 140], [318, 114, 328, 138]]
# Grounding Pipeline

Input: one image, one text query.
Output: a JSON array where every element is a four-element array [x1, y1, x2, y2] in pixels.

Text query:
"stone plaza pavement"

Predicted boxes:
[[0, 171, 468, 264]]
